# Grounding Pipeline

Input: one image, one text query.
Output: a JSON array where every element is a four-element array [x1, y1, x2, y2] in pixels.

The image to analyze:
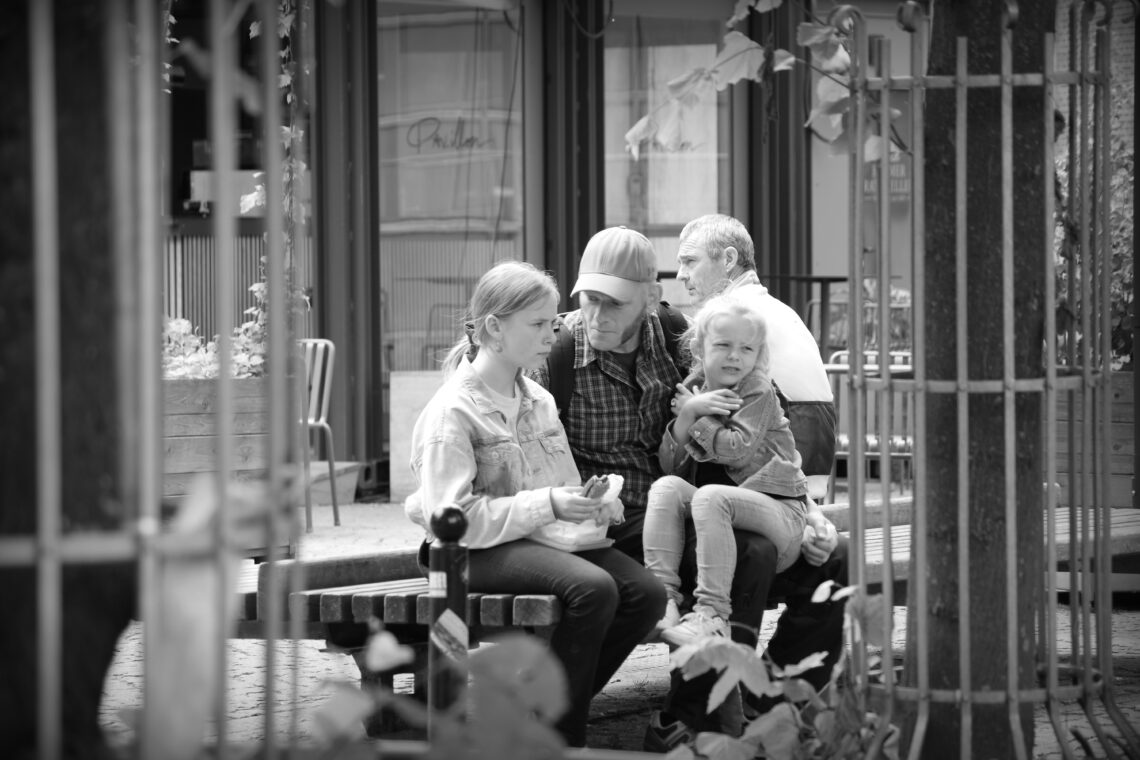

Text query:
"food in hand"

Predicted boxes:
[[582, 474, 610, 499]]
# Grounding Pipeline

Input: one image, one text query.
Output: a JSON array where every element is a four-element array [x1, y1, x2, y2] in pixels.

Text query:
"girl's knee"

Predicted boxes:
[[567, 570, 620, 616], [691, 485, 734, 517], [649, 475, 688, 498]]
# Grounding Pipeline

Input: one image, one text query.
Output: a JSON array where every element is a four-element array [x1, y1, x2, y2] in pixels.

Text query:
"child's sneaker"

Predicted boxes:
[[656, 597, 681, 631], [661, 608, 728, 646]]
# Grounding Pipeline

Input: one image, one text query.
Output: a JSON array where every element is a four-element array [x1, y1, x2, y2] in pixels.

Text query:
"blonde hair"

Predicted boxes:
[[442, 260, 560, 375], [683, 293, 770, 379]]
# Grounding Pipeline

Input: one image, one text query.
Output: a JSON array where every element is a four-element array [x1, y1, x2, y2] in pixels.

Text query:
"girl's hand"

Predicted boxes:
[[550, 486, 602, 523], [675, 383, 742, 419]]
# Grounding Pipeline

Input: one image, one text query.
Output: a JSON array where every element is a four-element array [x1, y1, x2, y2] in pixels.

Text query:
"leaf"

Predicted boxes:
[[819, 43, 851, 74], [624, 114, 657, 160], [797, 21, 836, 49], [667, 68, 713, 107], [772, 49, 796, 72], [780, 650, 828, 677], [847, 592, 894, 649], [781, 677, 826, 710], [726, 0, 755, 28], [693, 732, 757, 760], [811, 579, 838, 603], [654, 101, 686, 152], [742, 702, 800, 760], [805, 75, 850, 128], [249, 20, 262, 39], [711, 31, 766, 90], [469, 634, 568, 723], [313, 684, 375, 741], [363, 629, 415, 672], [755, 0, 783, 9]]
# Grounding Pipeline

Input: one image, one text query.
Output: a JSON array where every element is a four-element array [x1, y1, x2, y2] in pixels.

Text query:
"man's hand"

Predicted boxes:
[[674, 383, 742, 419], [801, 517, 838, 566]]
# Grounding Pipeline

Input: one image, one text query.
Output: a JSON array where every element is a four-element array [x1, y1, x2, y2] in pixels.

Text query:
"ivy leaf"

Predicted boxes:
[[363, 628, 415, 672], [711, 31, 766, 90], [313, 684, 375, 741], [249, 20, 262, 39], [624, 114, 656, 160], [693, 732, 757, 760], [654, 101, 686, 152], [672, 637, 776, 705], [726, 0, 755, 28], [772, 48, 796, 72], [667, 67, 713, 107], [469, 634, 568, 723], [755, 0, 784, 10], [741, 702, 800, 760], [778, 650, 828, 678], [805, 75, 850, 129]]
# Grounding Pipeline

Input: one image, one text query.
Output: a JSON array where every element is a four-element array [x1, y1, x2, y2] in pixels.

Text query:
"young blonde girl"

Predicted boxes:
[[643, 293, 825, 645], [405, 260, 664, 746]]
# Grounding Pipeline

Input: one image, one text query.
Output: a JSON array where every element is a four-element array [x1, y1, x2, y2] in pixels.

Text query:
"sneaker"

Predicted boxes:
[[642, 710, 695, 753], [661, 609, 728, 647], [656, 597, 682, 631]]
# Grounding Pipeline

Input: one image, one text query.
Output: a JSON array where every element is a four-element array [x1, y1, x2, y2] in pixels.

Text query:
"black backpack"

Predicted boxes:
[[547, 301, 690, 428]]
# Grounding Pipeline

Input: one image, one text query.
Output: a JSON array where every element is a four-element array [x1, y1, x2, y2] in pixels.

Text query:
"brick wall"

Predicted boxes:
[[1054, 0, 1134, 143]]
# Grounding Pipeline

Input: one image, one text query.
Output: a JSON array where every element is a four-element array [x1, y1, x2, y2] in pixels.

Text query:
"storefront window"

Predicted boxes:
[[377, 1, 526, 371], [603, 0, 737, 307]]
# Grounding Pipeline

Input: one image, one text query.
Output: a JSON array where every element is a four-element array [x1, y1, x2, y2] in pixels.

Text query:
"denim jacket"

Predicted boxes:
[[659, 369, 808, 498], [405, 358, 582, 548]]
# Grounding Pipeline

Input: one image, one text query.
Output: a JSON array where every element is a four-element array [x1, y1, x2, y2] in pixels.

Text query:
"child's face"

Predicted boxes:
[[701, 314, 762, 389]]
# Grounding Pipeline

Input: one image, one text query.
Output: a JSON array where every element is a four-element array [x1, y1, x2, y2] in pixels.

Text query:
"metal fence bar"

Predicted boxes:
[[903, 5, 931, 756], [208, 0, 238, 751], [30, 1, 62, 756], [997, 10, 1028, 757], [951, 30, 972, 759]]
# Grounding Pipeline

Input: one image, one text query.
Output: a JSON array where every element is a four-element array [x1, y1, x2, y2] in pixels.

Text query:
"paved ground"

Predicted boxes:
[[99, 501, 1140, 757]]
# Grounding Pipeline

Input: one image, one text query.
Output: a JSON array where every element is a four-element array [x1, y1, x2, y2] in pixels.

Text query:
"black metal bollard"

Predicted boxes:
[[427, 505, 468, 737]]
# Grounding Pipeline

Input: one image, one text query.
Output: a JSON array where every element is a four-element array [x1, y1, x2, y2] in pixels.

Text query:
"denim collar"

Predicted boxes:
[[456, 357, 535, 417]]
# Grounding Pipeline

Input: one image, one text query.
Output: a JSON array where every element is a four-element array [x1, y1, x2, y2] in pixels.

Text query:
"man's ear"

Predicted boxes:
[[722, 246, 739, 272], [646, 281, 662, 313]]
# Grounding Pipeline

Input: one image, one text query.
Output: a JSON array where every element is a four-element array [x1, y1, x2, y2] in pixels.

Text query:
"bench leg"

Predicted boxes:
[[349, 645, 430, 738]]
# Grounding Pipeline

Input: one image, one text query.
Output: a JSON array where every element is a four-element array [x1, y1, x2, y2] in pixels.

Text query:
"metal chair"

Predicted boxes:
[[300, 338, 340, 527]]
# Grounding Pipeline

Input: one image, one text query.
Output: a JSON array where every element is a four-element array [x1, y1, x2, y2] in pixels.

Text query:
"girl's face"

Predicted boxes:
[[493, 293, 560, 371], [701, 313, 763, 389]]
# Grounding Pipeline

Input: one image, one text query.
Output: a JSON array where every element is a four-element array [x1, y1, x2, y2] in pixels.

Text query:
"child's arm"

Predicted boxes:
[[684, 386, 782, 464], [658, 384, 742, 474]]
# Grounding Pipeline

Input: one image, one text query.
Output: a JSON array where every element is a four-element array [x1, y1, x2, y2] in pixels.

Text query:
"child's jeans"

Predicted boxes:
[[643, 475, 808, 620]]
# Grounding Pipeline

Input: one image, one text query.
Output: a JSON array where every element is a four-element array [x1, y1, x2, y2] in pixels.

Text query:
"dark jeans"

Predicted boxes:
[[615, 525, 849, 733], [463, 539, 665, 747]]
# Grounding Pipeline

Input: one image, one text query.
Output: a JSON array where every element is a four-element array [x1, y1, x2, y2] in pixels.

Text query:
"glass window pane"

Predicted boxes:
[[603, 0, 735, 297], [377, 2, 525, 372]]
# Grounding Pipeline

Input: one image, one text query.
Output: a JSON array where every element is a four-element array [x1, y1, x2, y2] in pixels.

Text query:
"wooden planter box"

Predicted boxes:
[[1055, 371, 1135, 508], [163, 377, 270, 501]]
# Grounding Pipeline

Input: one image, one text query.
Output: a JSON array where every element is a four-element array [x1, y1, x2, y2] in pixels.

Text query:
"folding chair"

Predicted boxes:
[[300, 338, 340, 527]]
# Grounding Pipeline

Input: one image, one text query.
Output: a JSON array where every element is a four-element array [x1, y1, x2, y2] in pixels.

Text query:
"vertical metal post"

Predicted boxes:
[[427, 505, 469, 737], [29, 1, 62, 757]]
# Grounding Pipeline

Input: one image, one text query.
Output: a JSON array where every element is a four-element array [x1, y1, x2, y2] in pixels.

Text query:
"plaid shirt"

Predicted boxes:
[[532, 309, 686, 525]]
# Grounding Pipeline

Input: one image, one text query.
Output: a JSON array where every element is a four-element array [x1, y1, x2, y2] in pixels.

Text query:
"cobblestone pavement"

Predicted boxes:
[[100, 501, 1140, 757]]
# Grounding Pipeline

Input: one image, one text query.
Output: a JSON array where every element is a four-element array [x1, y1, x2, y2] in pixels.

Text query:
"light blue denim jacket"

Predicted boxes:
[[405, 358, 582, 548], [659, 369, 808, 498]]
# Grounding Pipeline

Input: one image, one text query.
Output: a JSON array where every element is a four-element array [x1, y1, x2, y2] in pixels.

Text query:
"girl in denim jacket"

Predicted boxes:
[[643, 294, 830, 646], [405, 260, 664, 747]]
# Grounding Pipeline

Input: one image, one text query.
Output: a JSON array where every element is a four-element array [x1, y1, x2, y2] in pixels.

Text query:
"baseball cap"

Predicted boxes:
[[570, 226, 657, 302]]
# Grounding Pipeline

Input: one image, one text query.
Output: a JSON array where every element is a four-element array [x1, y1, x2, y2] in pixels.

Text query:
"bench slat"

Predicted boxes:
[[853, 508, 1140, 586], [314, 578, 428, 623]]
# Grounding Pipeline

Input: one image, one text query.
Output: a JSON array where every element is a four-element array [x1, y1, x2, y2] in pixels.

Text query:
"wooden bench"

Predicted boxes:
[[853, 507, 1140, 591]]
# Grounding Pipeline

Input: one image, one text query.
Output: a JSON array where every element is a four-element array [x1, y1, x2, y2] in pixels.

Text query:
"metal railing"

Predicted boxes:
[[841, 1, 1138, 758]]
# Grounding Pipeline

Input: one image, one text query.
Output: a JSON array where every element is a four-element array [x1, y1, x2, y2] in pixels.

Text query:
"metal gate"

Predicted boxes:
[[841, 1, 1138, 758]]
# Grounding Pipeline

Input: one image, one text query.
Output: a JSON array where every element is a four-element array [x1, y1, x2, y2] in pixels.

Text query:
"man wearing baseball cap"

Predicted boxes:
[[532, 224, 848, 751]]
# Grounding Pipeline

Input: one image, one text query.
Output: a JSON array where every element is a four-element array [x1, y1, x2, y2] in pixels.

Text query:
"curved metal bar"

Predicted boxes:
[[895, 1, 923, 33], [1081, 0, 1113, 27], [1003, 0, 1020, 29], [828, 4, 865, 34]]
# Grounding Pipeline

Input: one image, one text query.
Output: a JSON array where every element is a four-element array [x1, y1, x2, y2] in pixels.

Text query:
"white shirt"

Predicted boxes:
[[723, 271, 834, 403]]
